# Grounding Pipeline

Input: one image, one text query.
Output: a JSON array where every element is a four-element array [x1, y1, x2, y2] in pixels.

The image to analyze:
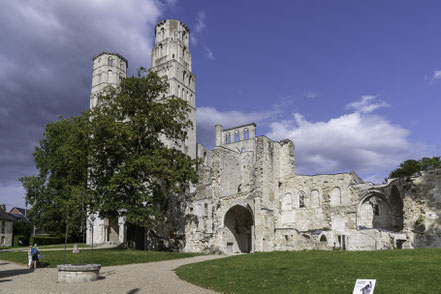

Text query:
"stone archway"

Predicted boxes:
[[224, 205, 253, 253], [390, 186, 404, 231], [358, 194, 394, 230]]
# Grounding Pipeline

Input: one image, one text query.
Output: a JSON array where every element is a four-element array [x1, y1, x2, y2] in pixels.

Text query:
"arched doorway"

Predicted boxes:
[[390, 186, 404, 231], [358, 194, 394, 230], [224, 205, 253, 253]]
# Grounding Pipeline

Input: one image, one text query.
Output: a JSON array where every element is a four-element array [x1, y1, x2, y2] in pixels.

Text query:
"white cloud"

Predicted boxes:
[[346, 95, 389, 113], [195, 11, 206, 32], [305, 91, 319, 99], [196, 107, 273, 147], [432, 70, 441, 80], [190, 11, 207, 46], [190, 35, 198, 46], [204, 47, 215, 60], [266, 96, 423, 181]]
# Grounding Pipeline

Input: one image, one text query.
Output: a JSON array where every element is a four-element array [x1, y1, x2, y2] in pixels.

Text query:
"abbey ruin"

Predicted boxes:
[[86, 19, 441, 253]]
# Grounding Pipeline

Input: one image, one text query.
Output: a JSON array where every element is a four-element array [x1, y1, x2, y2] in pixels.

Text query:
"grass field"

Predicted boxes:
[[176, 249, 441, 293], [0, 248, 198, 268]]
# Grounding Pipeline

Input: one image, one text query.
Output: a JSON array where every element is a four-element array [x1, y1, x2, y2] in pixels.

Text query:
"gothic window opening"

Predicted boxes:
[[243, 129, 249, 140], [234, 131, 240, 142], [108, 57, 113, 66], [225, 133, 231, 144], [320, 235, 327, 242], [299, 191, 305, 208]]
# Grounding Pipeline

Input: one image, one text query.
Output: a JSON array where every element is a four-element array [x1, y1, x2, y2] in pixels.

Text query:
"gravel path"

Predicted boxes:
[[0, 255, 224, 294]]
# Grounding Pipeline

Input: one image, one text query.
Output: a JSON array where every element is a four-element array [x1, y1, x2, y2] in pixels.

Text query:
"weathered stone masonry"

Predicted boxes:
[[86, 19, 441, 253]]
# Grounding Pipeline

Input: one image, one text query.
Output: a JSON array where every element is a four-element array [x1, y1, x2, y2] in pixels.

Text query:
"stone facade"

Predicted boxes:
[[86, 19, 441, 253], [0, 204, 13, 247], [185, 126, 441, 253]]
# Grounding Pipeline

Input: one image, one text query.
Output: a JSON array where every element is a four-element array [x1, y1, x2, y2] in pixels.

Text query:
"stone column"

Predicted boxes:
[[215, 123, 222, 146]]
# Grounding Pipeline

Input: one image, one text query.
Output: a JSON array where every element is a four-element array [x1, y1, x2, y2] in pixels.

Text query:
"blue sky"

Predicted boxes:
[[0, 0, 440, 209]]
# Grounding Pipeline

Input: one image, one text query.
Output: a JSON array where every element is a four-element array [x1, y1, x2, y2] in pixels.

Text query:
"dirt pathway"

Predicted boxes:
[[0, 255, 224, 294]]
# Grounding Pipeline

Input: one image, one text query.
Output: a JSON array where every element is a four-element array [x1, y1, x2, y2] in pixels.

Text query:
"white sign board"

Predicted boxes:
[[353, 279, 376, 294]]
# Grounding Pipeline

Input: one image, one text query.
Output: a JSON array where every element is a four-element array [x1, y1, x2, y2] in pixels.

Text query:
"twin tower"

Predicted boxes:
[[89, 19, 196, 159]]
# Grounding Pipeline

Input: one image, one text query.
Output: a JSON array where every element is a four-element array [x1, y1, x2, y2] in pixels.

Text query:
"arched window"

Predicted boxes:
[[330, 187, 341, 207], [299, 191, 305, 208], [243, 129, 249, 140], [108, 57, 113, 66], [225, 133, 231, 144], [311, 190, 320, 207], [320, 235, 327, 242], [282, 193, 292, 211], [234, 131, 240, 142], [203, 151, 207, 164], [241, 147, 246, 152]]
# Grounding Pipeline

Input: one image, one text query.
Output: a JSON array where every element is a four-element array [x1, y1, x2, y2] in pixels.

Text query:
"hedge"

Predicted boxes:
[[13, 235, 28, 247], [29, 236, 64, 246]]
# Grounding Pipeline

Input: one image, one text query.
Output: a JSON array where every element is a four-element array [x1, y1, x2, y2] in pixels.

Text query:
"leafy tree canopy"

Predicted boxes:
[[21, 68, 198, 236], [20, 112, 89, 239], [388, 156, 441, 179], [88, 69, 198, 226]]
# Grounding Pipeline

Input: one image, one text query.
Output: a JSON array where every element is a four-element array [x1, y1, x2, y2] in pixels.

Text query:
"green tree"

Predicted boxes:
[[388, 156, 441, 179], [87, 68, 197, 226], [20, 112, 89, 240]]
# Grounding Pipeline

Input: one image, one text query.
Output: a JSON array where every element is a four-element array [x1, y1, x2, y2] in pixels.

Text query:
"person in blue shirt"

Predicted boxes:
[[31, 243, 39, 269]]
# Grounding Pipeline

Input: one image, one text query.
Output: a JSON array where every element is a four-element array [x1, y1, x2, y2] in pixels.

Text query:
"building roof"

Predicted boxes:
[[0, 208, 14, 221], [9, 207, 28, 216], [8, 213, 30, 222]]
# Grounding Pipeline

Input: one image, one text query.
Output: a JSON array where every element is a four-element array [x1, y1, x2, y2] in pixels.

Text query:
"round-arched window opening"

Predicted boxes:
[[320, 235, 327, 242]]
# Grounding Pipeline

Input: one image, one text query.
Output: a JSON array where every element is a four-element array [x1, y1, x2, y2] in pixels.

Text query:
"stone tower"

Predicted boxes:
[[90, 52, 128, 109], [150, 19, 196, 159]]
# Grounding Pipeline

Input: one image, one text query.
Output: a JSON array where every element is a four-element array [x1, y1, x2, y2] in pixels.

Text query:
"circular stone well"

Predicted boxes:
[[57, 264, 101, 283]]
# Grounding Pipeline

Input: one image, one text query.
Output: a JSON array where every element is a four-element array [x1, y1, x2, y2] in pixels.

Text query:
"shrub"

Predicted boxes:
[[29, 236, 64, 246], [13, 235, 27, 247]]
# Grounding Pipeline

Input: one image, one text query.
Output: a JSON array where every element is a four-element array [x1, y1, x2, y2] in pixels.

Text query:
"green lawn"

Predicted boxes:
[[0, 248, 198, 268], [176, 249, 441, 294]]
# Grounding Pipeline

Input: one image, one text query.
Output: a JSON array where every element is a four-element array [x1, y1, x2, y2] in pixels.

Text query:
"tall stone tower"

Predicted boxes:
[[150, 19, 196, 159], [90, 52, 128, 109]]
